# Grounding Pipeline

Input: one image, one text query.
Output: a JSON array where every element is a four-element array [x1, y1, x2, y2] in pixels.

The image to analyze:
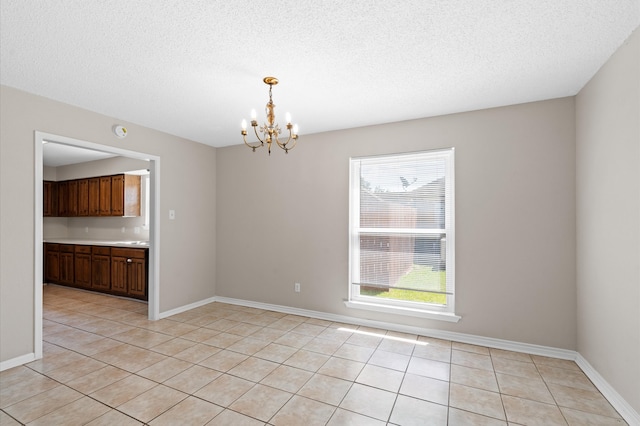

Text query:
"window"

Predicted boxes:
[[348, 148, 457, 320]]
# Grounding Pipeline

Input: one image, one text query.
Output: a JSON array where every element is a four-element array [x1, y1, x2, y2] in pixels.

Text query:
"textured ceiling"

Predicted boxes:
[[1, 1, 639, 148]]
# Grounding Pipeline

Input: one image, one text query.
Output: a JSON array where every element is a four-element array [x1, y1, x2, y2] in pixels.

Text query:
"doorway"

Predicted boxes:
[[34, 131, 161, 360]]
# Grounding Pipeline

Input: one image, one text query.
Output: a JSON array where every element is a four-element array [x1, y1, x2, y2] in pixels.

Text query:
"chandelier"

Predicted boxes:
[[241, 77, 299, 155]]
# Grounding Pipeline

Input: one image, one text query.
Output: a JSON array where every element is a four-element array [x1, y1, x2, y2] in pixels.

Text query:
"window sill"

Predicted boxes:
[[344, 300, 461, 323]]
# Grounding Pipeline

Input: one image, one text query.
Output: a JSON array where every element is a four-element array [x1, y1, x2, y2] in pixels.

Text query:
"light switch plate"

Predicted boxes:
[[169, 209, 175, 220]]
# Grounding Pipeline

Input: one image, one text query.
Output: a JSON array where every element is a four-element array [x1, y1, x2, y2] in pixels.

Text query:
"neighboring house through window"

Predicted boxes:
[[348, 148, 458, 321]]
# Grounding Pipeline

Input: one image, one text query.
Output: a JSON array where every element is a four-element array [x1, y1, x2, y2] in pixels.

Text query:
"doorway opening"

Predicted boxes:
[[34, 131, 161, 360]]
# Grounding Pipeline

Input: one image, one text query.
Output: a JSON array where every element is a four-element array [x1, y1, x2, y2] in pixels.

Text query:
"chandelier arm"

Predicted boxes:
[[252, 125, 266, 145], [243, 133, 263, 151], [274, 133, 292, 150], [274, 127, 299, 151]]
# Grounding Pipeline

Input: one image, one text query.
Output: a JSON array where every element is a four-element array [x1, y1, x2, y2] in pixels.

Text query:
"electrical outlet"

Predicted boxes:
[[294, 282, 301, 293]]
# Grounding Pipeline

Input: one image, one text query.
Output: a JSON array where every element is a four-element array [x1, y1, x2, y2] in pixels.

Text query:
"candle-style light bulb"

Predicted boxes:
[[285, 112, 292, 124], [293, 124, 299, 135], [250, 109, 257, 120], [241, 119, 247, 131]]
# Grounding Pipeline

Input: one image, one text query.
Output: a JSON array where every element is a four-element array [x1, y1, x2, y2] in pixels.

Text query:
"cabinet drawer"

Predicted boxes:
[[45, 243, 60, 252], [74, 245, 92, 254], [111, 247, 146, 259], [60, 244, 74, 253], [92, 246, 111, 256]]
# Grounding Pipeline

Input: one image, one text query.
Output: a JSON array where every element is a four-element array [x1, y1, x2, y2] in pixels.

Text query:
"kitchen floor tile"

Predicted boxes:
[[228, 383, 292, 422], [270, 395, 336, 426], [502, 394, 567, 425], [27, 396, 110, 426], [163, 364, 221, 394], [297, 373, 353, 406], [194, 373, 254, 407], [117, 384, 187, 423], [399, 372, 449, 405], [260, 364, 314, 393], [449, 383, 505, 421], [339, 383, 396, 421], [148, 395, 223, 425], [389, 394, 448, 426]]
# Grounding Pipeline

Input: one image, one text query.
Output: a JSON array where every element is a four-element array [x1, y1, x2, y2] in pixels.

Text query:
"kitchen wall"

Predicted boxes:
[[576, 27, 640, 414], [44, 156, 151, 241], [0, 85, 217, 364], [216, 96, 577, 350]]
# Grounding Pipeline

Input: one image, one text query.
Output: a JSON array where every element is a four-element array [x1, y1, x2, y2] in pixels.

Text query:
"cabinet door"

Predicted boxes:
[[74, 247, 92, 289], [88, 178, 100, 216], [77, 179, 89, 216], [111, 256, 128, 295], [124, 175, 141, 217], [111, 175, 125, 216], [58, 181, 69, 216], [59, 245, 75, 285], [92, 253, 111, 291], [44, 244, 60, 283], [67, 180, 78, 217], [127, 258, 147, 298], [43, 181, 58, 217], [99, 176, 112, 216]]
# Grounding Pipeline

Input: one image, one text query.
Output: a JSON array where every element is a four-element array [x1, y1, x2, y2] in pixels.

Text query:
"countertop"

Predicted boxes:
[[43, 238, 149, 248]]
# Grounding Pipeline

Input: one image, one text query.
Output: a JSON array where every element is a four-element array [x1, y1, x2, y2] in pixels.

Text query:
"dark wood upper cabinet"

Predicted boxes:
[[77, 179, 89, 216], [88, 177, 100, 216], [99, 176, 112, 216], [43, 181, 58, 217], [57, 181, 69, 216], [44, 174, 141, 218], [111, 174, 141, 217], [67, 180, 78, 217], [111, 175, 124, 217]]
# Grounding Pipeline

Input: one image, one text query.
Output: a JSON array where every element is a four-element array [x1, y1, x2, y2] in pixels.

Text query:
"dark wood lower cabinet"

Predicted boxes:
[[110, 256, 128, 295], [91, 246, 112, 292], [127, 258, 147, 299], [74, 245, 92, 289], [59, 245, 75, 286], [44, 243, 60, 283], [111, 248, 148, 300], [44, 243, 147, 300]]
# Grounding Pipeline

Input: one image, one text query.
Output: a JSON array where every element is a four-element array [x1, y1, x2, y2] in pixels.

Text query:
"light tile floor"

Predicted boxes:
[[0, 285, 627, 425]]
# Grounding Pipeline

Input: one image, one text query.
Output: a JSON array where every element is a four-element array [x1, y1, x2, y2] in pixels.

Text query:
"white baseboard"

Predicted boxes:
[[213, 295, 639, 425], [575, 354, 640, 425], [214, 296, 575, 359], [158, 296, 216, 320], [0, 352, 36, 372]]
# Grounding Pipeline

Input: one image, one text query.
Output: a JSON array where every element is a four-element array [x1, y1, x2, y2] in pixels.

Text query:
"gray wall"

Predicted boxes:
[[217, 97, 577, 349], [0, 85, 217, 363], [576, 28, 640, 413]]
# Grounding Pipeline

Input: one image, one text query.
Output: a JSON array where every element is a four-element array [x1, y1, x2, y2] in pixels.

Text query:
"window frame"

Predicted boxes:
[[347, 148, 459, 321]]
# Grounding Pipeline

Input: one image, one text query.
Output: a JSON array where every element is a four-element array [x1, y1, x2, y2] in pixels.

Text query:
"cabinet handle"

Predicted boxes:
[[127, 258, 133, 263]]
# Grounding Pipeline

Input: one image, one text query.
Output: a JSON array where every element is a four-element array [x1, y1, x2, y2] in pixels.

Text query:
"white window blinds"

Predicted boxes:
[[349, 148, 455, 312]]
